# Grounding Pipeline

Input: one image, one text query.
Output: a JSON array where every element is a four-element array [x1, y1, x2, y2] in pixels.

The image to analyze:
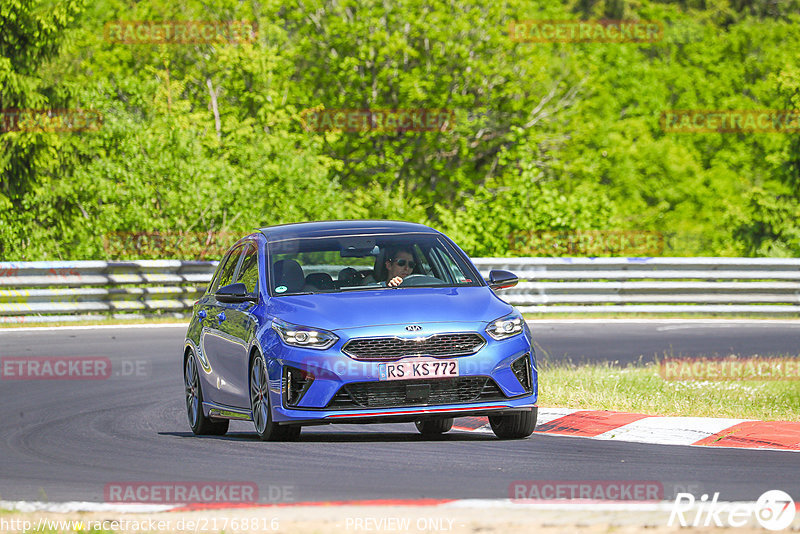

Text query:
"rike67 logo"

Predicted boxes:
[[669, 490, 796, 531]]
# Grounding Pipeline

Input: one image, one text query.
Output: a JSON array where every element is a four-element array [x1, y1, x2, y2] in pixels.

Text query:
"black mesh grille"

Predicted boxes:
[[342, 333, 486, 361], [283, 366, 314, 407], [510, 354, 533, 392], [326, 376, 507, 409]]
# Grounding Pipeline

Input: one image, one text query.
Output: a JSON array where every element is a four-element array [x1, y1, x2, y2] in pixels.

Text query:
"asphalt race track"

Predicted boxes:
[[0, 321, 798, 504], [532, 319, 800, 365]]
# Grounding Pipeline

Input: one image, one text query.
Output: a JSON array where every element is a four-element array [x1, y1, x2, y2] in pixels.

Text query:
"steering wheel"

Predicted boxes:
[[399, 274, 442, 287]]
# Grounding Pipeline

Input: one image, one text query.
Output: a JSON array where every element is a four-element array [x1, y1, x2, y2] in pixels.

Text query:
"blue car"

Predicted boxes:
[[183, 220, 537, 440]]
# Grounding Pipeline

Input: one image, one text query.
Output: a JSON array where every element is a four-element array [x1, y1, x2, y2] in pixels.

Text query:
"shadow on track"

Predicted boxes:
[[159, 430, 496, 442]]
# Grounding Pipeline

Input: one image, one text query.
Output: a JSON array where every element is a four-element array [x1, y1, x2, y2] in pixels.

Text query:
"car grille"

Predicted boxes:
[[326, 376, 506, 409], [342, 333, 486, 361]]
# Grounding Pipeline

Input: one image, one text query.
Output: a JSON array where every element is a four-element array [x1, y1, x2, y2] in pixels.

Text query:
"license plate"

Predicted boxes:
[[379, 359, 459, 381]]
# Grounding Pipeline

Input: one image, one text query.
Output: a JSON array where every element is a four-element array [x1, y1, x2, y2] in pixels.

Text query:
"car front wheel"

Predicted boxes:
[[489, 408, 537, 439], [250, 353, 301, 441], [185, 354, 229, 436]]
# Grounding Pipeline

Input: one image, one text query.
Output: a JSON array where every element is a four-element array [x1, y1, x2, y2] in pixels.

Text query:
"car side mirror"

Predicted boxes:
[[487, 270, 518, 290], [216, 282, 258, 303]]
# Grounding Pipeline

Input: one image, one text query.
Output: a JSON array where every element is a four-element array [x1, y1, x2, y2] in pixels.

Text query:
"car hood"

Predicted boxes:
[[266, 286, 513, 331]]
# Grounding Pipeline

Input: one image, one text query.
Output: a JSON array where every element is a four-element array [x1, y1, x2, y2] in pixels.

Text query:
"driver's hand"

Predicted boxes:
[[388, 276, 403, 287]]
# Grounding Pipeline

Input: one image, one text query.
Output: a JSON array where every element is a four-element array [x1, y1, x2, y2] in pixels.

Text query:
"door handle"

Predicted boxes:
[[216, 312, 226, 323]]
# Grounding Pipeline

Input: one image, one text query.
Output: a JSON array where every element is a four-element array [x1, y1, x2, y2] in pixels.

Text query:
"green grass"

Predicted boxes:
[[539, 359, 800, 421]]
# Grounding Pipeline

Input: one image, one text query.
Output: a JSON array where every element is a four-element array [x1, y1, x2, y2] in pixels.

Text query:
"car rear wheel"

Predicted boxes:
[[185, 354, 229, 436], [489, 407, 537, 439], [415, 417, 454, 436], [250, 353, 301, 441]]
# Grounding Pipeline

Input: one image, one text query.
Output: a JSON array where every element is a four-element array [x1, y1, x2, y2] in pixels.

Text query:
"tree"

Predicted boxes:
[[0, 0, 86, 257]]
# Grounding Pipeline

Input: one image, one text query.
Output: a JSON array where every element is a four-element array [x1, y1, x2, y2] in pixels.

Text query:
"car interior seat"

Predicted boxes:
[[305, 272, 334, 291], [272, 259, 305, 293], [337, 267, 364, 287]]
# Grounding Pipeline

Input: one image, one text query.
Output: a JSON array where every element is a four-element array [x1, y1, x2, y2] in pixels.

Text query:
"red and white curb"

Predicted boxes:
[[453, 409, 800, 452]]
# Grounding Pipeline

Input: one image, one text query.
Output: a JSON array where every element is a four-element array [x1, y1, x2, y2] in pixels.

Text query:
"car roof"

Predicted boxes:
[[258, 220, 438, 241]]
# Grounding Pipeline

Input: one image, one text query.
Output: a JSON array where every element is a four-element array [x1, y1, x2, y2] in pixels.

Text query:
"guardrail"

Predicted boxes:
[[0, 261, 216, 323], [472, 257, 800, 314], [1, 258, 799, 322]]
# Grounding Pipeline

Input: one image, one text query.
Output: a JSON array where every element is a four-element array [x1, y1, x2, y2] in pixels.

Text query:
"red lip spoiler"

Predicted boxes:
[[326, 405, 511, 418]]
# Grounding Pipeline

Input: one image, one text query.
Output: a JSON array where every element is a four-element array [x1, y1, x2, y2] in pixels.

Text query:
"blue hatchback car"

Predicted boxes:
[[183, 220, 538, 440]]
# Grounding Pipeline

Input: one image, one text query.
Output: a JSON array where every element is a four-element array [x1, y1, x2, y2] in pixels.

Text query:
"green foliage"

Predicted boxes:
[[0, 0, 87, 251], [2, 0, 800, 259], [733, 188, 800, 257], [437, 176, 615, 257], [281, 0, 583, 210]]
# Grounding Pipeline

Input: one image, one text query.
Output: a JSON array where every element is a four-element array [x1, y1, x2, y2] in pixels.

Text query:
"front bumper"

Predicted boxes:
[[262, 321, 538, 424], [271, 395, 537, 425]]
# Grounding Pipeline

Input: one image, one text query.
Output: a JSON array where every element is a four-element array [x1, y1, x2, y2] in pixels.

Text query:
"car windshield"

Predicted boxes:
[[267, 233, 481, 295]]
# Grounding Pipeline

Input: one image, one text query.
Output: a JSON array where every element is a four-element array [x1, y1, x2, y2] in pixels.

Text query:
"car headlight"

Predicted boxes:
[[272, 319, 338, 350], [486, 312, 525, 340]]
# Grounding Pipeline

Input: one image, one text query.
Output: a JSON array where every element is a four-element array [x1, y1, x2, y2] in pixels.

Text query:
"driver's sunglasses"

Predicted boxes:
[[392, 258, 416, 269]]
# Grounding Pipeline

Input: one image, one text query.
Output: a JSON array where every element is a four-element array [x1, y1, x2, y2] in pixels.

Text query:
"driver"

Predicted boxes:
[[385, 247, 416, 287]]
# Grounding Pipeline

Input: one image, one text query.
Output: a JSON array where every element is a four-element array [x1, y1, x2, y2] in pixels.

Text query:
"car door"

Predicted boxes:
[[200, 244, 246, 407], [212, 242, 261, 409]]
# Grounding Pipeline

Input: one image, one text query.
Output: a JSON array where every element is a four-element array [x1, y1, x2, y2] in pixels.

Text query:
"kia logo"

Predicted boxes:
[[405, 325, 422, 331]]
